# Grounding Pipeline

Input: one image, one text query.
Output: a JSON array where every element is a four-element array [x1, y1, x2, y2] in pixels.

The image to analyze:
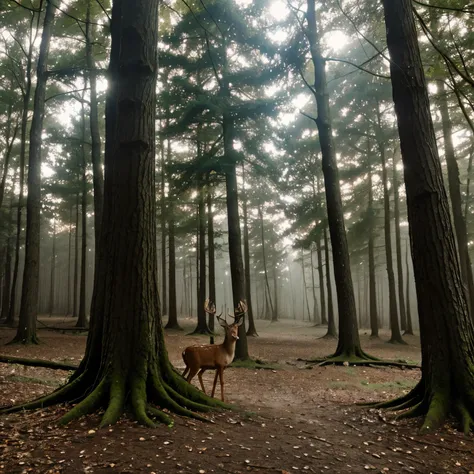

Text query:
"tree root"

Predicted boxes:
[[0, 355, 78, 371]]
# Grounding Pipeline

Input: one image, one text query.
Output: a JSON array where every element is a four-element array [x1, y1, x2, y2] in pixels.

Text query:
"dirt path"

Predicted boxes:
[[0, 319, 472, 473]]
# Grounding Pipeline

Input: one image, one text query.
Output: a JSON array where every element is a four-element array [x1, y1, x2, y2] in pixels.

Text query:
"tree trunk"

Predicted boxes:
[[316, 237, 327, 325], [0, 0, 225, 426], [8, 10, 35, 327], [76, 102, 88, 328], [13, 0, 57, 344], [392, 149, 407, 331], [86, 0, 104, 247], [66, 206, 73, 315], [301, 250, 311, 322], [160, 139, 168, 316], [258, 203, 274, 320], [48, 220, 56, 316], [207, 183, 216, 332], [306, 0, 367, 360], [1, 203, 14, 322], [73, 195, 80, 318], [310, 246, 320, 325], [379, 0, 474, 432], [242, 167, 258, 336], [191, 184, 210, 334], [165, 199, 180, 330], [404, 241, 414, 335], [367, 156, 379, 338], [437, 81, 474, 320], [376, 114, 405, 345], [323, 227, 337, 338]]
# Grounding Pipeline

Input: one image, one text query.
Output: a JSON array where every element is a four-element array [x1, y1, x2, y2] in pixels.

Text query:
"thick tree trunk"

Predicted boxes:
[[86, 0, 104, 246], [379, 0, 474, 432], [76, 103, 88, 328], [0, 104, 19, 212], [13, 0, 57, 344], [242, 168, 258, 336], [392, 150, 407, 331], [307, 0, 368, 359], [1, 0, 225, 426], [376, 119, 405, 344], [316, 237, 327, 325], [165, 201, 180, 330], [437, 81, 474, 320]]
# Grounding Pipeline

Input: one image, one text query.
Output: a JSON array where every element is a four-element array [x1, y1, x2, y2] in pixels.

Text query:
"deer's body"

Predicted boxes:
[[181, 300, 245, 401]]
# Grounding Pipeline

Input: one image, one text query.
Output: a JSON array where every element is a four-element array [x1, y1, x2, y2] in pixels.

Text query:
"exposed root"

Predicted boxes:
[[387, 337, 408, 345], [362, 381, 424, 408], [455, 400, 473, 434], [0, 354, 78, 371], [147, 405, 173, 426], [395, 401, 425, 420], [420, 391, 449, 433], [164, 322, 182, 331], [100, 377, 125, 427], [187, 328, 213, 336]]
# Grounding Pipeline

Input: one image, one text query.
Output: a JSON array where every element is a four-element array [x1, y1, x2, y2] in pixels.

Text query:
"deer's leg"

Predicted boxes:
[[186, 367, 199, 384], [197, 369, 206, 394], [211, 369, 219, 398], [218, 367, 225, 402], [182, 366, 189, 378]]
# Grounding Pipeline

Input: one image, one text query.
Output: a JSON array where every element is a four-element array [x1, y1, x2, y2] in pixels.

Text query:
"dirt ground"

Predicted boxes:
[[0, 317, 473, 474]]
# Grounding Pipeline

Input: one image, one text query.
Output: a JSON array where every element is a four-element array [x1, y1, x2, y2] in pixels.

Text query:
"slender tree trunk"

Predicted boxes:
[[464, 144, 474, 219], [86, 0, 104, 246], [1, 202, 14, 322], [14, 0, 58, 344], [160, 139, 168, 316], [66, 206, 73, 315], [301, 250, 311, 322], [73, 195, 80, 319], [404, 241, 414, 335], [9, 17, 35, 326], [76, 102, 88, 328], [258, 203, 274, 320], [310, 246, 320, 324], [316, 237, 327, 325], [367, 157, 379, 338], [376, 116, 405, 344], [165, 199, 180, 330], [242, 167, 258, 336], [207, 183, 216, 333], [323, 227, 337, 338], [307, 0, 365, 359], [48, 220, 56, 316], [392, 149, 407, 331], [381, 0, 474, 431]]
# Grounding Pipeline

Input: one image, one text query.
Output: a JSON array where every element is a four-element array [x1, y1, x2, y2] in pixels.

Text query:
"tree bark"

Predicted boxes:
[[258, 203, 274, 320], [379, 0, 474, 432], [13, 0, 57, 344], [48, 220, 56, 316], [0, 0, 225, 426], [207, 183, 216, 332], [437, 81, 474, 320], [310, 246, 320, 324], [1, 202, 14, 322], [376, 113, 405, 345], [73, 195, 80, 318], [392, 149, 407, 332], [242, 167, 258, 336], [405, 241, 414, 335], [86, 0, 104, 247], [76, 102, 88, 328], [160, 138, 168, 316], [307, 0, 367, 359], [165, 198, 180, 329], [323, 227, 337, 338], [316, 237, 327, 325]]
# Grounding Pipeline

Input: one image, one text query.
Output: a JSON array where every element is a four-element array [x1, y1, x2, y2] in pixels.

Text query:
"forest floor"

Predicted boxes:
[[0, 317, 473, 474]]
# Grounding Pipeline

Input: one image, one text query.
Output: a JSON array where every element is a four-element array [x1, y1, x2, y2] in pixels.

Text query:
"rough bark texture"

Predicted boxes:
[[1, 0, 226, 426], [1, 203, 14, 322], [73, 196, 79, 318], [378, 0, 474, 432], [13, 0, 57, 344], [310, 247, 320, 324], [86, 0, 104, 247], [307, 0, 371, 360], [437, 81, 474, 321], [404, 242, 414, 335], [392, 151, 407, 332], [259, 204, 274, 320], [48, 222, 56, 316]]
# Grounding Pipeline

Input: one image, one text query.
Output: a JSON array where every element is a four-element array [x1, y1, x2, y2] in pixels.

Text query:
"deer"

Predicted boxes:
[[181, 299, 246, 401]]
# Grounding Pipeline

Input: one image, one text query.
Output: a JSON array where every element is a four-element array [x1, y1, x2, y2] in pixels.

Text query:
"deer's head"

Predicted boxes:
[[217, 300, 247, 340]]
